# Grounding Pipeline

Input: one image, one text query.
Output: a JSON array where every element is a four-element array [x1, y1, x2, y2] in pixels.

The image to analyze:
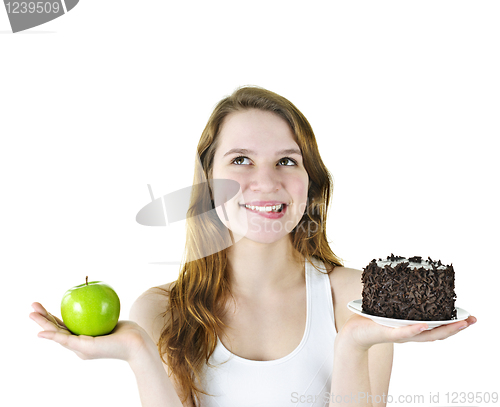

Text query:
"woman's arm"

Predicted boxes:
[[328, 267, 476, 407], [128, 337, 184, 407], [129, 285, 194, 407], [331, 338, 371, 406], [330, 267, 393, 406], [331, 338, 393, 407]]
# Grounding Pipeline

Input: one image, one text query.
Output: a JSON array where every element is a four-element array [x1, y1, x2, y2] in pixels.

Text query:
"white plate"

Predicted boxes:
[[347, 299, 470, 330]]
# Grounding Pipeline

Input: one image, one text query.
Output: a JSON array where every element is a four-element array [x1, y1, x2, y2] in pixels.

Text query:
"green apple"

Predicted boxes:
[[61, 277, 120, 336]]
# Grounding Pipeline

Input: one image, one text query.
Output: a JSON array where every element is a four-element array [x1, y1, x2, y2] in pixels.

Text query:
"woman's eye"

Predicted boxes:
[[279, 157, 297, 166], [232, 156, 250, 165]]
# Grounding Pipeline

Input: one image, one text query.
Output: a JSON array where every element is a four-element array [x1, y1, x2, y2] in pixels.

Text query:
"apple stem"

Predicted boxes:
[[86, 276, 88, 286]]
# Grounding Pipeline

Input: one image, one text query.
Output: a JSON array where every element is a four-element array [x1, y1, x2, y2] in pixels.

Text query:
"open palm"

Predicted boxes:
[[29, 302, 150, 363], [342, 312, 477, 350]]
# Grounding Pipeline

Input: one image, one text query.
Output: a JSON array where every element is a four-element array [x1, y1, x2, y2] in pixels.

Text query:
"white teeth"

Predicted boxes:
[[245, 204, 283, 212]]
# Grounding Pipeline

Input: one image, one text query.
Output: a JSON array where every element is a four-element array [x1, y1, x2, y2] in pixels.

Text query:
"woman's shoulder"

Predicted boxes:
[[129, 281, 175, 344], [326, 265, 363, 329], [328, 265, 363, 299]]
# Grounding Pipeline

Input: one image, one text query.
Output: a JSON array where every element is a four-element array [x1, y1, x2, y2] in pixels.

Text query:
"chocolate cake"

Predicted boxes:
[[361, 254, 457, 321]]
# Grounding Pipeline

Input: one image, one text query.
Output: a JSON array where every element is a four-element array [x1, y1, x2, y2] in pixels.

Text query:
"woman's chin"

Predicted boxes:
[[231, 231, 291, 246]]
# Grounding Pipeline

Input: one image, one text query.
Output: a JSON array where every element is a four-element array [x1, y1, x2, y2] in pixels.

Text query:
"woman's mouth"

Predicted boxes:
[[243, 203, 285, 213], [239, 203, 288, 218]]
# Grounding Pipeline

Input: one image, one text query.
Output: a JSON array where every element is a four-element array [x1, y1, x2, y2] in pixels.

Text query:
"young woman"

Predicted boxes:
[[30, 86, 476, 407]]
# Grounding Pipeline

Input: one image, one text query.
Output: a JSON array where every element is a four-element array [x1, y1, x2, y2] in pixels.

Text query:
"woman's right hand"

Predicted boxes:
[[29, 302, 152, 363]]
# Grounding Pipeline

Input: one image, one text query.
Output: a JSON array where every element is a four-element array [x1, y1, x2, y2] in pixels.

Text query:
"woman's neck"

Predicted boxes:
[[225, 236, 305, 299]]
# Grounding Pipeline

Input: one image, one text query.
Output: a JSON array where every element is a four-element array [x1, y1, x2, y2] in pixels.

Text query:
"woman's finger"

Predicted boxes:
[[30, 311, 58, 331], [48, 313, 66, 329], [396, 316, 476, 343], [37, 330, 85, 357], [30, 312, 69, 336], [410, 323, 465, 342], [31, 302, 49, 317], [388, 322, 429, 343], [31, 303, 67, 329], [31, 311, 91, 358], [38, 329, 74, 345]]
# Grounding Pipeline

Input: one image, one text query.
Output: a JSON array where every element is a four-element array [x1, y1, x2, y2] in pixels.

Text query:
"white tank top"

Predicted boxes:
[[196, 256, 337, 406]]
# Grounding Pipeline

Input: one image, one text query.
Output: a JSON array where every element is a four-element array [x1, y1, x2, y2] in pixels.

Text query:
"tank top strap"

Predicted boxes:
[[305, 256, 336, 340]]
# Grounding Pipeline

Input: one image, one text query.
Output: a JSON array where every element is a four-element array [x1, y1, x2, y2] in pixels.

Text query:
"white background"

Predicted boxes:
[[2, 1, 498, 406]]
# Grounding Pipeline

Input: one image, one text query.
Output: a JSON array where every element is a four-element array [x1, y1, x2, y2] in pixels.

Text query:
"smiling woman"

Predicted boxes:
[[159, 87, 345, 406], [30, 86, 476, 407]]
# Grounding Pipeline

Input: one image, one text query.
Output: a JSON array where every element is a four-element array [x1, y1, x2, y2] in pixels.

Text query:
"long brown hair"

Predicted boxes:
[[157, 86, 343, 405]]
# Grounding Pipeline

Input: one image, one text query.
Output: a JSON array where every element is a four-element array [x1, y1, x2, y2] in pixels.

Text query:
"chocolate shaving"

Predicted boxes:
[[361, 255, 457, 321]]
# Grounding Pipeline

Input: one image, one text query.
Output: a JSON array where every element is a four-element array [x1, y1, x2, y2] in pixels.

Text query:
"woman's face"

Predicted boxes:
[[212, 109, 309, 244]]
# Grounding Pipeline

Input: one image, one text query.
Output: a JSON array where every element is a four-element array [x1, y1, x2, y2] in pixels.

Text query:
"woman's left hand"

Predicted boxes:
[[338, 313, 477, 351]]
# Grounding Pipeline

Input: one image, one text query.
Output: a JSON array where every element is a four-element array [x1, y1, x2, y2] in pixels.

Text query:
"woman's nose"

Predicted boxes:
[[249, 167, 282, 192]]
